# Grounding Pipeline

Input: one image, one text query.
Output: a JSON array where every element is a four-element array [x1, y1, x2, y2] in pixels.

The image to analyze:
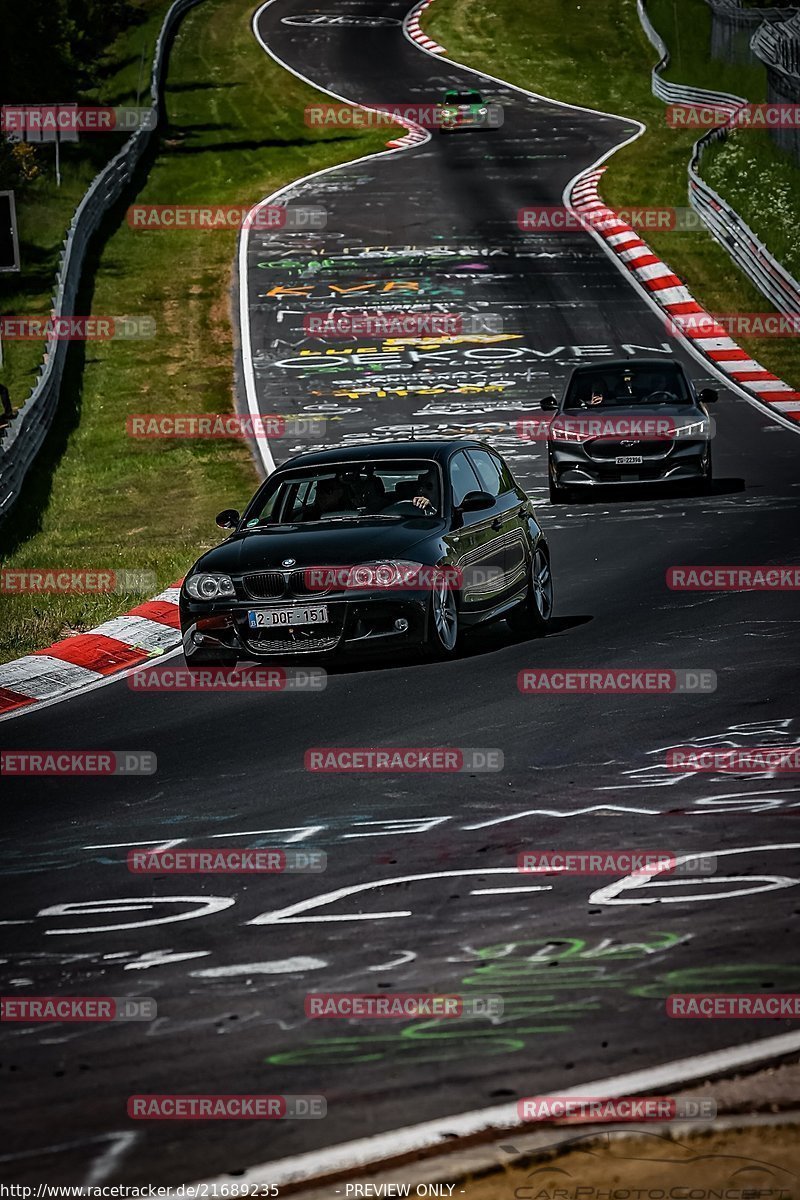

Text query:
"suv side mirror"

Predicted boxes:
[[540, 396, 558, 411], [698, 388, 718, 404], [216, 509, 240, 529], [459, 490, 495, 513]]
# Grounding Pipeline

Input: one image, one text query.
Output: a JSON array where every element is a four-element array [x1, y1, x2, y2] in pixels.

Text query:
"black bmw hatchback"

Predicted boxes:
[[180, 440, 553, 664]]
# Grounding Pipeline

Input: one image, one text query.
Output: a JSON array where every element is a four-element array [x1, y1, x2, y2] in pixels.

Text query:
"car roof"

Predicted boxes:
[[276, 439, 489, 470], [569, 357, 686, 372]]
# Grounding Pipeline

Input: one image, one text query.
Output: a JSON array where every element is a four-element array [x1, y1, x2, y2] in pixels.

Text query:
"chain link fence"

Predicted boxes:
[[0, 0, 203, 524]]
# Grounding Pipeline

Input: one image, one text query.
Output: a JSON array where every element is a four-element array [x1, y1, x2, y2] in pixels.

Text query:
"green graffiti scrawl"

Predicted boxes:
[[264, 933, 690, 1069]]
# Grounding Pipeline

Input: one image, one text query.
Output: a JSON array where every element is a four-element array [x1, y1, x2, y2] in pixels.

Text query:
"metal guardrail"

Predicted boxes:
[[704, 0, 797, 64], [0, 0, 203, 523], [637, 0, 800, 318]]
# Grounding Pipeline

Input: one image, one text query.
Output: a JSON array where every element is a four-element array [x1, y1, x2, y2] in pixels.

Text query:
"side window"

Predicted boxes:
[[449, 451, 481, 508], [467, 450, 502, 498], [492, 453, 516, 495]]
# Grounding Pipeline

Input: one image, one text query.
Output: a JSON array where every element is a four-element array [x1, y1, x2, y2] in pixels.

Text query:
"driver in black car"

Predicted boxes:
[[411, 468, 438, 511]]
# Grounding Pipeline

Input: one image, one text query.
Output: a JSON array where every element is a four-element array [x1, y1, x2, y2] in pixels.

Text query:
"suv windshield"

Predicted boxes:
[[244, 461, 442, 526], [564, 364, 692, 409]]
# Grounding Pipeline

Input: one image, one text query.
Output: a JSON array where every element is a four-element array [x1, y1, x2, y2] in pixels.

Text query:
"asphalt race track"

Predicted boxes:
[[1, 0, 800, 1186]]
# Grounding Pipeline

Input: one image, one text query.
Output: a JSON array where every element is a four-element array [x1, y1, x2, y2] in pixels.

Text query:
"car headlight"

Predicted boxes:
[[185, 572, 236, 601], [549, 422, 592, 444], [672, 420, 708, 438], [345, 560, 431, 591]]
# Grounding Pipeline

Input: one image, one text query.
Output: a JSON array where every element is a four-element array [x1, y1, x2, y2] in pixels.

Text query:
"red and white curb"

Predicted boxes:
[[569, 167, 800, 424], [405, 0, 446, 55], [0, 586, 183, 717], [386, 117, 429, 150]]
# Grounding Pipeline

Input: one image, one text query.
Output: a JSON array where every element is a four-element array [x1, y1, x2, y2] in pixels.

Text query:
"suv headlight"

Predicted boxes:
[[185, 572, 236, 601], [549, 421, 592, 444], [672, 420, 708, 439]]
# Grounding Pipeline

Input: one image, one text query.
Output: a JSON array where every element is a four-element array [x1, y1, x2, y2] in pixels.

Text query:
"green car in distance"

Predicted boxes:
[[438, 90, 503, 133]]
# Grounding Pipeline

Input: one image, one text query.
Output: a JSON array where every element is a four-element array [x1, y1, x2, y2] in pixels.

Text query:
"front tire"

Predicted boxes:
[[507, 545, 553, 638], [548, 476, 574, 504], [424, 577, 460, 659]]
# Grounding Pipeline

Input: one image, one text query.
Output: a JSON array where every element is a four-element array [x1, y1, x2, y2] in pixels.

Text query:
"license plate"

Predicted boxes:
[[248, 606, 328, 628], [615, 455, 643, 465]]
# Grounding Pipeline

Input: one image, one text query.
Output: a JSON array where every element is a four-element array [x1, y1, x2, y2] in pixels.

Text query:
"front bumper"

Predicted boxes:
[[180, 593, 430, 660], [549, 438, 709, 486]]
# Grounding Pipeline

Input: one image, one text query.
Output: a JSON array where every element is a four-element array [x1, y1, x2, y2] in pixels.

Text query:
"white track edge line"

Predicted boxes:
[[192, 1029, 800, 1188], [241, 0, 433, 476]]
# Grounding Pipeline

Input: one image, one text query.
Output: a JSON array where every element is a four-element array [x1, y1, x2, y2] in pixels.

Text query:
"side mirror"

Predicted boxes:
[[540, 396, 558, 411], [216, 509, 240, 529], [459, 490, 495, 513], [698, 388, 718, 404]]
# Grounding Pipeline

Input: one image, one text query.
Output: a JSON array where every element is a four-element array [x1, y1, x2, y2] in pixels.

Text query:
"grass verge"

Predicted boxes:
[[0, 0, 391, 663], [0, 0, 174, 407], [422, 0, 799, 387]]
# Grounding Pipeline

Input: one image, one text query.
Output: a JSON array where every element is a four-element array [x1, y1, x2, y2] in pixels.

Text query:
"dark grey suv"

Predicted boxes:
[[542, 358, 716, 503]]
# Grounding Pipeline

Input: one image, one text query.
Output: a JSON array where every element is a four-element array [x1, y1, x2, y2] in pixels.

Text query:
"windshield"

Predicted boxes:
[[443, 92, 483, 105], [244, 460, 443, 526], [564, 364, 693, 409]]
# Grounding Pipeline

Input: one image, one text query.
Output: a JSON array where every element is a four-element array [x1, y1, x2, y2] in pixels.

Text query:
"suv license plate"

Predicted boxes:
[[248, 606, 328, 628], [615, 455, 644, 465]]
